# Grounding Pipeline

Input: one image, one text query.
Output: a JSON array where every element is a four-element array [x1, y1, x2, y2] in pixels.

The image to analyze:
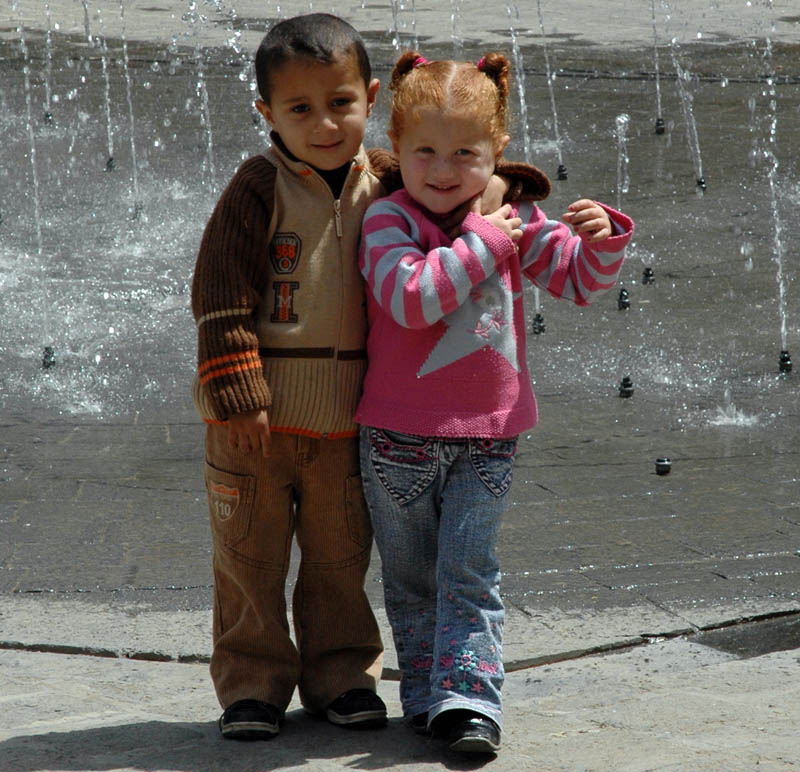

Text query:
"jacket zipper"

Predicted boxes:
[[333, 198, 343, 237]]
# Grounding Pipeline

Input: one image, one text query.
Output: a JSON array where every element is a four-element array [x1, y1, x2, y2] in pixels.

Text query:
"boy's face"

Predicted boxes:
[[391, 109, 509, 215], [256, 52, 379, 171]]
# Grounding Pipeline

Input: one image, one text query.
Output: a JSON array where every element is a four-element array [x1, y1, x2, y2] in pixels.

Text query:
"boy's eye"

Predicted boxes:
[[331, 97, 352, 108], [290, 104, 310, 114]]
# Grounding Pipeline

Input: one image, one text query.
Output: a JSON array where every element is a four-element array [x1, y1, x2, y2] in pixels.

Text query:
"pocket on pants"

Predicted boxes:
[[469, 437, 517, 497], [205, 462, 257, 552], [368, 428, 438, 505]]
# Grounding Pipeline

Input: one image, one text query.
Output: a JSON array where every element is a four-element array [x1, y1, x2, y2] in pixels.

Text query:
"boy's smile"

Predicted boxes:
[[256, 54, 379, 172], [392, 109, 509, 215]]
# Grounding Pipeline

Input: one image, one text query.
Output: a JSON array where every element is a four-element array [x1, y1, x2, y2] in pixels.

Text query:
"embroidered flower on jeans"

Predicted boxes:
[[457, 650, 477, 672], [471, 680, 485, 694], [441, 676, 454, 690]]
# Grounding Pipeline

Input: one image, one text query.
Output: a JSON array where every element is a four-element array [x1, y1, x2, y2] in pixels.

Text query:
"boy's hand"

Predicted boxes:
[[562, 199, 612, 243], [473, 200, 523, 242], [227, 408, 271, 458]]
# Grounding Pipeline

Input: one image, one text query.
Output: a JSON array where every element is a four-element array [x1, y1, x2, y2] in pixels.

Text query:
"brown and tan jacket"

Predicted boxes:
[[192, 142, 395, 437]]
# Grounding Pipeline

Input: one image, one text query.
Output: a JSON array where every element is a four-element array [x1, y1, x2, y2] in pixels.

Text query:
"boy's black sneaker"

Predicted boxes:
[[218, 699, 282, 740], [325, 688, 387, 729]]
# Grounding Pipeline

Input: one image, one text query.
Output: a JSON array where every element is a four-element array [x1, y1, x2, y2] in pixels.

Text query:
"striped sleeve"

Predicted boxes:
[[517, 202, 634, 305], [191, 157, 276, 421], [360, 200, 517, 329]]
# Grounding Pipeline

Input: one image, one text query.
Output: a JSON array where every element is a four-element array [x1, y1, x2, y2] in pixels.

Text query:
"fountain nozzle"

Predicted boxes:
[[655, 457, 672, 475], [642, 267, 655, 285], [42, 346, 56, 369], [43, 111, 53, 125], [618, 376, 634, 398], [556, 164, 568, 181], [106, 157, 115, 171], [531, 313, 546, 335], [779, 350, 792, 373], [617, 287, 631, 310], [655, 117, 665, 135], [696, 177, 706, 191]]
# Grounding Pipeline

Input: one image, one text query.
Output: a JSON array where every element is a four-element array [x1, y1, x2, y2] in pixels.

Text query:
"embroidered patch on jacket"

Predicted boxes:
[[209, 482, 240, 520], [270, 232, 301, 273], [271, 281, 300, 323]]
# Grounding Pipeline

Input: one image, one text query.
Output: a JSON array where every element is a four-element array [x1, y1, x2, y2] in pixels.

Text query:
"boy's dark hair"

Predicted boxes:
[[255, 13, 372, 103]]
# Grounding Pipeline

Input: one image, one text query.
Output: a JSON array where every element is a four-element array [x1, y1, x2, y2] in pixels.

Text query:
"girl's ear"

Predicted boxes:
[[388, 131, 400, 154], [254, 99, 274, 126], [495, 134, 510, 159]]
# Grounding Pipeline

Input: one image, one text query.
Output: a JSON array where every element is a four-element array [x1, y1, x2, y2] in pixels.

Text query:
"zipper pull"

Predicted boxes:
[[333, 199, 343, 238]]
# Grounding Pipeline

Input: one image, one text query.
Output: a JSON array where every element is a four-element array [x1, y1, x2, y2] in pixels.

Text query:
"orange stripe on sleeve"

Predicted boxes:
[[198, 350, 261, 376]]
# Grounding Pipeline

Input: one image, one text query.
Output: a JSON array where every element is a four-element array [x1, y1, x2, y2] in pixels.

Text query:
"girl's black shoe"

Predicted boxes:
[[430, 709, 501, 753]]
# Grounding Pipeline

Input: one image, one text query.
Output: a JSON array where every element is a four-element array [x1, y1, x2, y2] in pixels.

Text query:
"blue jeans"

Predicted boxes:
[[359, 426, 517, 729]]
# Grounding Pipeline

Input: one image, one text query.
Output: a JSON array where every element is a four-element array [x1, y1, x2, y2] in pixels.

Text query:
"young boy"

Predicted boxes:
[[192, 12, 547, 741], [192, 14, 389, 740]]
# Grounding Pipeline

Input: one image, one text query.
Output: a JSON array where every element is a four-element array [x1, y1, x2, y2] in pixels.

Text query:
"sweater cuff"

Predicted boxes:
[[192, 373, 271, 423], [461, 211, 518, 262], [588, 202, 635, 253]]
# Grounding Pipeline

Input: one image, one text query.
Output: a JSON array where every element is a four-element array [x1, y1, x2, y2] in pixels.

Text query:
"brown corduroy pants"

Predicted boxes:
[[204, 426, 383, 713]]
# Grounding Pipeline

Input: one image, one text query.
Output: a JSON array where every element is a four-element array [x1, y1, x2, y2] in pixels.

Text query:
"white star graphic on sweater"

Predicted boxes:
[[417, 274, 521, 376]]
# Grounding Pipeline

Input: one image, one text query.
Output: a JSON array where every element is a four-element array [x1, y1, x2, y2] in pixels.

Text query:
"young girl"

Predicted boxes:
[[356, 51, 634, 753]]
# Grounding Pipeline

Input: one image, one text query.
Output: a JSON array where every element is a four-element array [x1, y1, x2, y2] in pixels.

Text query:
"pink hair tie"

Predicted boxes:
[[413, 56, 428, 68], [477, 56, 486, 70]]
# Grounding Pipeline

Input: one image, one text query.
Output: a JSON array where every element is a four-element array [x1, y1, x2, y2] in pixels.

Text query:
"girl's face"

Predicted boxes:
[[392, 108, 508, 215]]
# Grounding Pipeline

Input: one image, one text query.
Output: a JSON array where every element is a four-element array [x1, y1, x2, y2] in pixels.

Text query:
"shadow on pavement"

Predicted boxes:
[[0, 711, 500, 772]]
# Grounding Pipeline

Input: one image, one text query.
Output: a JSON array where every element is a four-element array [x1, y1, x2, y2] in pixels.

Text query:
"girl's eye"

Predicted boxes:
[[417, 146, 434, 154], [456, 148, 474, 156]]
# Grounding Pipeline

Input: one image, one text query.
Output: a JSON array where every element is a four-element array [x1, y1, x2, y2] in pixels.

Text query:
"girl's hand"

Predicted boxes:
[[562, 199, 612, 242], [475, 200, 523, 242], [437, 175, 511, 240], [227, 408, 271, 457]]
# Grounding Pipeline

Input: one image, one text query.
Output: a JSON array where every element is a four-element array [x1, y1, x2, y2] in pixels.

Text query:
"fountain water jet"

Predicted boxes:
[[119, 0, 142, 215], [42, 2, 54, 123], [535, 0, 566, 180], [505, 1, 542, 321], [671, 48, 705, 192], [97, 8, 115, 170], [650, 0, 664, 134]]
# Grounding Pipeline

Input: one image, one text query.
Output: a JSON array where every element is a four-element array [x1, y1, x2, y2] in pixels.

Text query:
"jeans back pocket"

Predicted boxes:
[[469, 437, 517, 497], [368, 428, 439, 505]]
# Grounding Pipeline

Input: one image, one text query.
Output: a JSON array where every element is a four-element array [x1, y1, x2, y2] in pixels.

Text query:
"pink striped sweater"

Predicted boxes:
[[355, 188, 635, 438]]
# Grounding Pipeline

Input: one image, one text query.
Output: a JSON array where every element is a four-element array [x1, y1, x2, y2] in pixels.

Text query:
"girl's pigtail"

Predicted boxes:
[[477, 52, 510, 112], [390, 51, 424, 91]]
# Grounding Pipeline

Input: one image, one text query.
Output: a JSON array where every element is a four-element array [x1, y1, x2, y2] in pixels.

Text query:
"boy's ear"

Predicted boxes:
[[495, 134, 510, 159], [254, 99, 273, 125], [366, 78, 380, 116]]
